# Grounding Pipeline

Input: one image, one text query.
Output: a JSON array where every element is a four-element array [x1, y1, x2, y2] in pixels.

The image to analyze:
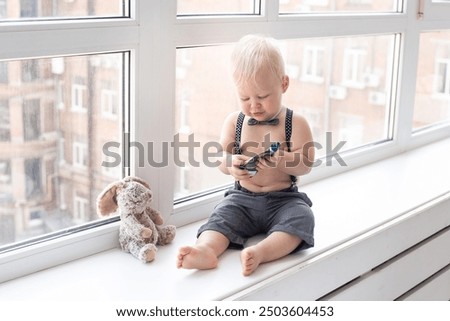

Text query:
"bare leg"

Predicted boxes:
[[241, 232, 301, 276], [177, 230, 230, 270]]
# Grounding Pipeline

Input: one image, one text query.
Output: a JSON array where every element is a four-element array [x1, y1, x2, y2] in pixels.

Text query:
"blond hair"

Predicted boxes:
[[231, 34, 286, 87]]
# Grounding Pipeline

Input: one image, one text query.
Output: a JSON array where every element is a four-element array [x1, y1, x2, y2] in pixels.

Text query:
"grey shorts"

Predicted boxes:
[[197, 182, 314, 252]]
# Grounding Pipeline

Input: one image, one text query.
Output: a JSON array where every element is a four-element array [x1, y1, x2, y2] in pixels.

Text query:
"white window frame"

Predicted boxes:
[[101, 88, 119, 118], [433, 58, 450, 98], [342, 48, 367, 88], [73, 194, 88, 223], [71, 82, 87, 112], [1, 0, 450, 283], [72, 141, 88, 169], [302, 45, 325, 83], [422, 0, 450, 20]]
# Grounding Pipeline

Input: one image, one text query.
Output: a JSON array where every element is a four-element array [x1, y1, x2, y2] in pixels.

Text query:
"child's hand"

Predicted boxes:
[[256, 150, 279, 172], [229, 154, 253, 180]]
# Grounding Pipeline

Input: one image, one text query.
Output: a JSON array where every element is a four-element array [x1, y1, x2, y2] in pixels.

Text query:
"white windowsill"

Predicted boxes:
[[0, 138, 449, 301]]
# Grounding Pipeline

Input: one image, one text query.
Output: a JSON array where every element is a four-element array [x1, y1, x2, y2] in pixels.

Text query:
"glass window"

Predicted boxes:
[[282, 35, 396, 155], [175, 45, 236, 199], [0, 61, 7, 83], [72, 77, 87, 111], [23, 99, 41, 141], [0, 0, 129, 21], [0, 52, 126, 250], [174, 34, 396, 199], [413, 30, 450, 131], [177, 0, 260, 16], [279, 0, 401, 14], [0, 0, 6, 19], [0, 100, 10, 141]]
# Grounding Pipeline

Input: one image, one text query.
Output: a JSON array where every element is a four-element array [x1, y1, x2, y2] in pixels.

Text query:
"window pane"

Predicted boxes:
[[280, 0, 400, 14], [0, 0, 128, 21], [177, 0, 259, 15], [175, 34, 396, 199], [413, 30, 450, 131], [175, 45, 236, 199], [0, 53, 126, 250], [283, 35, 395, 155]]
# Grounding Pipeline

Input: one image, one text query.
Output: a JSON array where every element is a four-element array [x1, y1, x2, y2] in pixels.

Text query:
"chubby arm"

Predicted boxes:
[[270, 113, 315, 177]]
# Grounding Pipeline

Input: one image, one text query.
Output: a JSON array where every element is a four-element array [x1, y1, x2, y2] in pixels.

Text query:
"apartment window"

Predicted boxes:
[[177, 0, 260, 15], [343, 48, 367, 88], [25, 158, 42, 199], [0, 61, 7, 83], [302, 46, 325, 83], [174, 34, 395, 196], [175, 45, 236, 198], [0, 160, 11, 183], [72, 77, 87, 111], [58, 135, 66, 164], [20, 0, 37, 18], [0, 1, 6, 19], [280, 0, 399, 13], [101, 81, 119, 118], [414, 30, 450, 130], [434, 59, 450, 96], [0, 52, 126, 250], [177, 89, 191, 134], [0, 0, 128, 21], [0, 100, 10, 141], [2, 0, 450, 282], [21, 60, 39, 83], [73, 194, 89, 223], [73, 141, 88, 168], [23, 99, 41, 141]]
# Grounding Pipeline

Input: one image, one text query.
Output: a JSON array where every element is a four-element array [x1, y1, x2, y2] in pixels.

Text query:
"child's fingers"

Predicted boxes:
[[257, 156, 277, 169], [231, 154, 251, 167]]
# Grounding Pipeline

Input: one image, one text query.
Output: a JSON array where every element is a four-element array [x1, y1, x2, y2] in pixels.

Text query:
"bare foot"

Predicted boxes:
[[241, 246, 263, 276], [176, 245, 218, 270]]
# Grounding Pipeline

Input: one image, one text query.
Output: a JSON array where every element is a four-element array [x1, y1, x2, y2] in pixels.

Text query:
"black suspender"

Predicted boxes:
[[285, 108, 293, 153], [234, 108, 297, 183], [234, 112, 245, 155]]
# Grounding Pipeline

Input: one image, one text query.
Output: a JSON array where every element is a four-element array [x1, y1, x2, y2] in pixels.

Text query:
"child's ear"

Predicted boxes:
[[281, 75, 289, 93]]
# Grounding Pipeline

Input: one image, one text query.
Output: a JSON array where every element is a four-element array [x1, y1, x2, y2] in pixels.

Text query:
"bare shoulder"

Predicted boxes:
[[220, 111, 242, 152], [290, 111, 314, 148], [222, 111, 242, 135], [291, 111, 310, 127], [224, 111, 241, 126]]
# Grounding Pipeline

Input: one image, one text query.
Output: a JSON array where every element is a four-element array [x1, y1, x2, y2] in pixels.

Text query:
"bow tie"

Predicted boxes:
[[248, 118, 279, 126]]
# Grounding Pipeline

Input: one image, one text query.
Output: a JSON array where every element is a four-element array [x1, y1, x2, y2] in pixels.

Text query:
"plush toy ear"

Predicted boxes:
[[96, 181, 122, 217], [123, 176, 150, 189]]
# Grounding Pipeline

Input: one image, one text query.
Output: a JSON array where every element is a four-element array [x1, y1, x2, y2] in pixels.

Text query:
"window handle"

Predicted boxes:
[[417, 0, 425, 20]]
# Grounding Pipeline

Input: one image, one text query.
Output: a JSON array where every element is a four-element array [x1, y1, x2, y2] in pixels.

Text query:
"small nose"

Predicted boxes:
[[249, 97, 261, 110]]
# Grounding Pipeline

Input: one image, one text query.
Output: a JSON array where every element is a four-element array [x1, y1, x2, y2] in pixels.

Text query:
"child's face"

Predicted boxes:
[[235, 67, 289, 121]]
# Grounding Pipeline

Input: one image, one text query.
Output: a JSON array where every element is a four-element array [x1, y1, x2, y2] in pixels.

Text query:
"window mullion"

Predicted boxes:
[[261, 0, 279, 21], [393, 10, 420, 149], [134, 0, 176, 219], [0, 24, 139, 60]]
